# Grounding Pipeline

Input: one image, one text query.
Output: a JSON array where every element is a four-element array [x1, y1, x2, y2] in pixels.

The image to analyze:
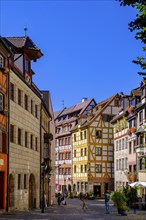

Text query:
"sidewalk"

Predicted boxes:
[[0, 198, 146, 220]]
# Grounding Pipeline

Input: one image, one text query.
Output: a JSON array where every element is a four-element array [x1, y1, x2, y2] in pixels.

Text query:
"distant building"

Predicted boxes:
[[54, 98, 96, 193]]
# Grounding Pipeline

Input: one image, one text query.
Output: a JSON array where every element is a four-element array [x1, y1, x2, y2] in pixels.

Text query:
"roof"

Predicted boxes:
[[3, 36, 43, 60], [131, 87, 142, 97], [54, 98, 96, 125], [72, 94, 119, 130]]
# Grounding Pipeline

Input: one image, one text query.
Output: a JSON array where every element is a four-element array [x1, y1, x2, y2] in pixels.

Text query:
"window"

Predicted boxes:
[[24, 94, 28, 110], [81, 165, 83, 173], [56, 127, 60, 134], [119, 140, 121, 150], [116, 160, 118, 170], [1, 132, 6, 153], [122, 158, 124, 170], [129, 142, 132, 154], [84, 130, 86, 139], [25, 132, 28, 147], [74, 165, 76, 173], [10, 125, 14, 143], [18, 89, 21, 106], [65, 137, 68, 145], [96, 130, 102, 139], [96, 147, 102, 156], [25, 59, 29, 72], [85, 165, 87, 172], [10, 83, 14, 101], [125, 137, 128, 149], [30, 134, 33, 149], [139, 111, 143, 123], [0, 54, 4, 68], [74, 134, 76, 142], [24, 174, 27, 189], [18, 174, 21, 190], [81, 148, 83, 156], [84, 148, 87, 156], [119, 159, 121, 170], [80, 132, 83, 140], [0, 93, 4, 112], [96, 164, 102, 173], [31, 100, 33, 114], [102, 114, 113, 122], [74, 150, 76, 157], [116, 141, 119, 151], [35, 137, 38, 151], [125, 158, 128, 170], [133, 140, 136, 153], [122, 139, 124, 150], [18, 128, 21, 145], [35, 105, 37, 117], [115, 99, 119, 107]]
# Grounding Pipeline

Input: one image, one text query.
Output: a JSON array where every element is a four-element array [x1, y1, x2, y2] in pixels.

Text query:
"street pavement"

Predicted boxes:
[[0, 198, 146, 220]]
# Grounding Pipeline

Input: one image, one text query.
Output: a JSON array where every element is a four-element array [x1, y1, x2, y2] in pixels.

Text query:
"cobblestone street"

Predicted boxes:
[[0, 198, 146, 220]]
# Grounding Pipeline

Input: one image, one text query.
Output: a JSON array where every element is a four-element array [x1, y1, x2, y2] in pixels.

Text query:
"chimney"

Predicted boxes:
[[82, 97, 88, 102]]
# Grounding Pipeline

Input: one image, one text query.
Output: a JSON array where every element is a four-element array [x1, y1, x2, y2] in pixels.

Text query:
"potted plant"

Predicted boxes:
[[88, 191, 95, 200], [127, 172, 137, 182], [128, 106, 135, 114], [110, 190, 128, 216], [130, 127, 136, 133]]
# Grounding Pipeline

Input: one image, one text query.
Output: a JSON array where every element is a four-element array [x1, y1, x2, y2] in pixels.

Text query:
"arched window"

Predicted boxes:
[[0, 54, 4, 68], [0, 93, 4, 112]]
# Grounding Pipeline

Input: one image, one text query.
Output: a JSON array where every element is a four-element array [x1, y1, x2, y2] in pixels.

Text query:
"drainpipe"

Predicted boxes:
[[6, 67, 10, 212], [40, 102, 42, 208]]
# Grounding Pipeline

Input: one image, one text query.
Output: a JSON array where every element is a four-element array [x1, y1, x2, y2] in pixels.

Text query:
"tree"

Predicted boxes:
[[118, 0, 146, 75]]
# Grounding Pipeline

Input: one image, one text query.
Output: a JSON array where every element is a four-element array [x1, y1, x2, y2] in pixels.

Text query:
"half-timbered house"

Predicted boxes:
[[72, 94, 121, 197]]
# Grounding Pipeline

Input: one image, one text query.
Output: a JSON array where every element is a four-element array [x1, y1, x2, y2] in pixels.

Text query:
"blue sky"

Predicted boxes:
[[0, 0, 143, 111]]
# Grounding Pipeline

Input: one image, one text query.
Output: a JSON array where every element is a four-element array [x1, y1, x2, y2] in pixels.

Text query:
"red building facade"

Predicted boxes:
[[0, 38, 12, 211]]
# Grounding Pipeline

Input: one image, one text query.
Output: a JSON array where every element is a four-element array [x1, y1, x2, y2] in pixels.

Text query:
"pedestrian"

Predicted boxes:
[[61, 194, 67, 205], [142, 194, 145, 210], [57, 192, 61, 205], [105, 191, 110, 214], [82, 193, 87, 209]]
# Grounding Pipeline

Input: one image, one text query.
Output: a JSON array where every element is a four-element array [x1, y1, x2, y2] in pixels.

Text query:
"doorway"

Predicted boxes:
[[0, 172, 4, 209], [29, 174, 35, 209], [94, 185, 101, 197]]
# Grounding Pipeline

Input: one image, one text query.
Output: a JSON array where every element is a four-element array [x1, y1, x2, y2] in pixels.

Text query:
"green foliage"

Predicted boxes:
[[110, 190, 128, 210], [127, 188, 138, 207], [117, 0, 146, 75]]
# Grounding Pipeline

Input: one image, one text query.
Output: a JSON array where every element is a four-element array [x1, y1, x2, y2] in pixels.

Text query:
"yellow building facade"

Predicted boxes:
[[72, 94, 121, 197]]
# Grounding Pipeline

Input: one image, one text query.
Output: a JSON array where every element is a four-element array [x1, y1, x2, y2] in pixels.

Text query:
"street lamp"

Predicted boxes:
[[41, 161, 47, 213], [63, 172, 67, 193]]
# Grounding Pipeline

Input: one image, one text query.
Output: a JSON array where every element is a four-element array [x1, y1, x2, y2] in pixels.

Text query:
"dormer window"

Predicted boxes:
[[0, 54, 4, 69], [0, 92, 4, 112], [25, 59, 29, 73]]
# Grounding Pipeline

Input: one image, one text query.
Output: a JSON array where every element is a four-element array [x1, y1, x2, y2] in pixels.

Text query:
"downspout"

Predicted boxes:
[[6, 67, 10, 212], [40, 101, 42, 208]]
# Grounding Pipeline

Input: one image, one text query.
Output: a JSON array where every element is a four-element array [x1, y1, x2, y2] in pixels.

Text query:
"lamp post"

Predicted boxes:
[[41, 161, 47, 213], [63, 172, 67, 193]]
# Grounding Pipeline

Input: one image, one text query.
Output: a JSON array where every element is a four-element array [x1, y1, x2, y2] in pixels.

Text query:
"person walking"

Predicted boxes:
[[105, 191, 110, 214], [61, 193, 67, 205], [57, 192, 61, 205], [82, 193, 87, 209]]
